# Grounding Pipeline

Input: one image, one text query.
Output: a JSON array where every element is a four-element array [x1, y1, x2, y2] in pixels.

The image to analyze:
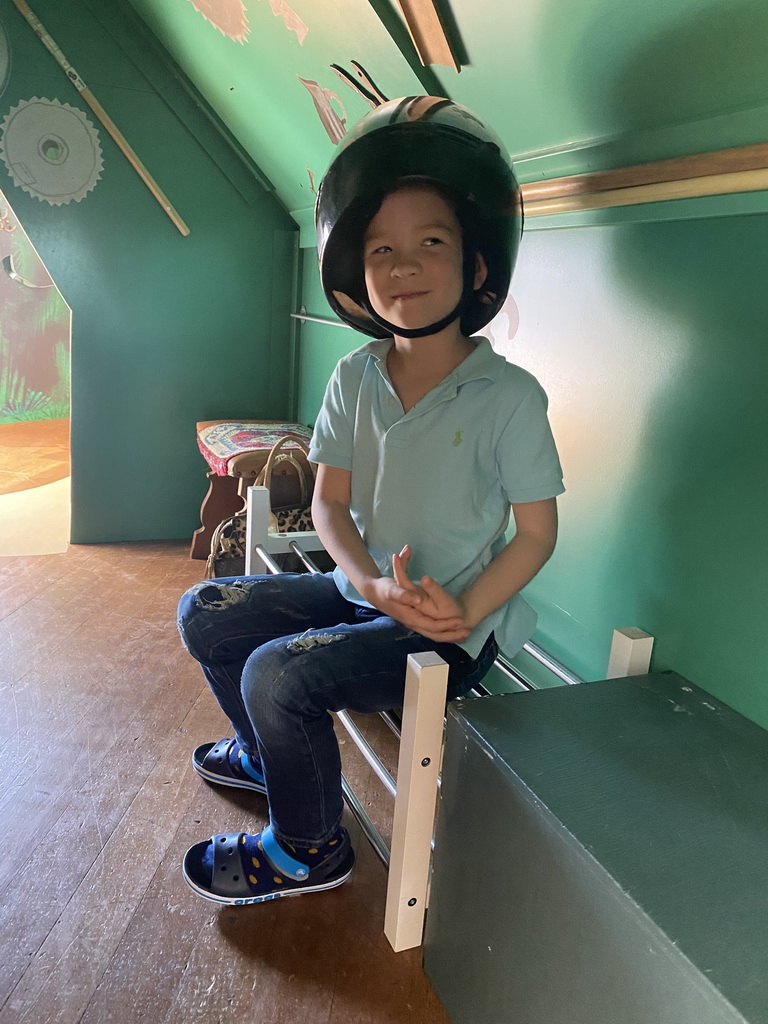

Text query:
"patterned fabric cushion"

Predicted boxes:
[[196, 421, 313, 476]]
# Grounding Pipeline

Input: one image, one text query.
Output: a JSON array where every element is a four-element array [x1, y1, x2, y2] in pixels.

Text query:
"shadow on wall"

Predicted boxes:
[[589, 2, 768, 726], [558, 0, 768, 138]]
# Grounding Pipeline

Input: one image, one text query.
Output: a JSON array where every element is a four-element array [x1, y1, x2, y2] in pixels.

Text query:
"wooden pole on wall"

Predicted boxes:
[[9, 0, 190, 236], [524, 168, 768, 217], [522, 142, 768, 202], [522, 142, 768, 217]]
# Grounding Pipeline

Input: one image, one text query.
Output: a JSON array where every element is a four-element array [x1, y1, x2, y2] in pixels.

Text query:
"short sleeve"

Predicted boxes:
[[308, 356, 359, 470], [496, 380, 564, 503]]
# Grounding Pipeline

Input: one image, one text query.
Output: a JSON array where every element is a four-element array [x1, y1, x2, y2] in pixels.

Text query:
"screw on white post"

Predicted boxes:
[[606, 627, 654, 678]]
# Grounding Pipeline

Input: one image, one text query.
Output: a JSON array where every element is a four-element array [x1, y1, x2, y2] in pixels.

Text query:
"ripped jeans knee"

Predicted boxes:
[[176, 577, 272, 663], [285, 630, 348, 654], [185, 579, 254, 612], [176, 571, 353, 667]]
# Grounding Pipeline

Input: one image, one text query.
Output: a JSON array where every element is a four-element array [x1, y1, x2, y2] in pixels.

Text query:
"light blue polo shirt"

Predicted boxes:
[[308, 337, 565, 659]]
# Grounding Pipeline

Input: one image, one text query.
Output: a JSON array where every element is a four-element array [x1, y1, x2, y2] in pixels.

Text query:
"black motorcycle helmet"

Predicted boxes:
[[315, 96, 523, 339]]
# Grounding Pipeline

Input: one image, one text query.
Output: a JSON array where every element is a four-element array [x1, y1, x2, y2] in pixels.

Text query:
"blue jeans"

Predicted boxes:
[[177, 573, 497, 848]]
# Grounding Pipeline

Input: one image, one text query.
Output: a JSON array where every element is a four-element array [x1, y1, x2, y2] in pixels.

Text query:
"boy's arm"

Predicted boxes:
[[312, 464, 470, 642], [458, 497, 558, 628], [394, 498, 558, 629], [311, 464, 381, 587]]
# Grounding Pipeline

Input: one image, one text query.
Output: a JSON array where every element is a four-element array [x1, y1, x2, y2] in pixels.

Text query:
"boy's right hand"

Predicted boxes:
[[362, 575, 471, 644]]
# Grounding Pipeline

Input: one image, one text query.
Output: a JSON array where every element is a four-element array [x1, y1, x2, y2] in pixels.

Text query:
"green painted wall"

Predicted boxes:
[[505, 215, 768, 729], [20, 0, 766, 730], [0, 0, 295, 542], [295, 210, 768, 731], [294, 252, 358, 424], [281, 3, 768, 731]]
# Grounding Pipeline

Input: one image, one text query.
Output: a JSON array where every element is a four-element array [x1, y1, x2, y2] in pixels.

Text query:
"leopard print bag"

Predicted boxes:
[[205, 435, 316, 579]]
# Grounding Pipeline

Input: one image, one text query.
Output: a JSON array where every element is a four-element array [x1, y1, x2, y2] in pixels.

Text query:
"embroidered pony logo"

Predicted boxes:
[[452, 431, 463, 447]]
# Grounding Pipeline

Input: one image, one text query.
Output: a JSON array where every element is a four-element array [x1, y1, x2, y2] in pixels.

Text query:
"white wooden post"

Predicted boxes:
[[245, 485, 325, 573], [245, 485, 271, 574], [384, 651, 448, 952], [606, 627, 654, 678]]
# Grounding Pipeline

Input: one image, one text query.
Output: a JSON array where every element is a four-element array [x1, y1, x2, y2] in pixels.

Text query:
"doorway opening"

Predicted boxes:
[[0, 188, 71, 556]]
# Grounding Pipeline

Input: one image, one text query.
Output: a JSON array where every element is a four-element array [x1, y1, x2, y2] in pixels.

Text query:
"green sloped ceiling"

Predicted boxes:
[[127, 0, 768, 219], [126, 0, 426, 218]]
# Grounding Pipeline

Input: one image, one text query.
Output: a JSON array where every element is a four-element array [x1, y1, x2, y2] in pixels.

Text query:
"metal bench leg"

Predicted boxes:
[[384, 651, 448, 952]]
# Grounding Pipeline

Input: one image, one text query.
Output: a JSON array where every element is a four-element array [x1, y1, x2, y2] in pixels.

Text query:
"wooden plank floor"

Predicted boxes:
[[0, 541, 450, 1024]]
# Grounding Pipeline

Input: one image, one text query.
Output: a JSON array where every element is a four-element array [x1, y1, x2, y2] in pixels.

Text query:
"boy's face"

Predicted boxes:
[[363, 186, 486, 333]]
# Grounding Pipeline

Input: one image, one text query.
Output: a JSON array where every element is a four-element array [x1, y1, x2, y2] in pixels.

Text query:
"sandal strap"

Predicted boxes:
[[200, 739, 264, 784], [209, 829, 310, 896], [239, 751, 265, 783], [261, 826, 310, 881]]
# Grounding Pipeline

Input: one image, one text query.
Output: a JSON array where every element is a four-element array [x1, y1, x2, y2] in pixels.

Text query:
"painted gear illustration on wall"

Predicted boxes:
[[0, 97, 103, 205]]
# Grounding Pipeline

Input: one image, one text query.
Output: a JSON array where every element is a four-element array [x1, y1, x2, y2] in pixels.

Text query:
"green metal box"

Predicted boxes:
[[424, 672, 768, 1024]]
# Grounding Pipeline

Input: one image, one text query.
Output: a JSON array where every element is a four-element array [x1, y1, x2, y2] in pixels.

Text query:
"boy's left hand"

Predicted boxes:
[[392, 545, 469, 627]]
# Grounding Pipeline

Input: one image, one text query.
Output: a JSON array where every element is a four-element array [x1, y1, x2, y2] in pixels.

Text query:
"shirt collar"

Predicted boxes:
[[455, 337, 505, 385], [358, 337, 393, 363], [359, 335, 505, 387]]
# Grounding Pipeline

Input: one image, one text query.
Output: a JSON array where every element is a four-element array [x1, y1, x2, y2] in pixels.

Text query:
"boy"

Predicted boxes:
[[178, 98, 564, 905]]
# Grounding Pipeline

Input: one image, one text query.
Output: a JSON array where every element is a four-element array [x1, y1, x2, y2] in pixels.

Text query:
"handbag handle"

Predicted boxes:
[[256, 435, 314, 505], [269, 453, 308, 506]]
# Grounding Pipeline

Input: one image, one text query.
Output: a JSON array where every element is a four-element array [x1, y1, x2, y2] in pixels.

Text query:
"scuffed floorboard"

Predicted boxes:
[[0, 541, 448, 1024]]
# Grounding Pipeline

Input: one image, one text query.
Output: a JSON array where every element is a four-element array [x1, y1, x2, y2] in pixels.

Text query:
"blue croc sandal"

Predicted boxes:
[[192, 738, 267, 795], [182, 825, 355, 905]]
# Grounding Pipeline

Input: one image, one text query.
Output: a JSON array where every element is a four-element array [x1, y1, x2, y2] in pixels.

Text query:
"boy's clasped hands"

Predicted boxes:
[[363, 544, 471, 644]]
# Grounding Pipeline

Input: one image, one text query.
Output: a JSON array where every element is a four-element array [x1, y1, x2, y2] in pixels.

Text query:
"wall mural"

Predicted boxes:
[[301, 61, 387, 173], [263, 0, 308, 45], [185, 0, 307, 45], [480, 296, 520, 358], [298, 77, 347, 145], [330, 61, 388, 108], [0, 190, 70, 423], [0, 98, 103, 206], [185, 0, 249, 43]]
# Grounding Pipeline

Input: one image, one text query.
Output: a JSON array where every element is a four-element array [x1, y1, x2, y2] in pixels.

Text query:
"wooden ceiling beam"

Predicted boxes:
[[393, 0, 460, 71]]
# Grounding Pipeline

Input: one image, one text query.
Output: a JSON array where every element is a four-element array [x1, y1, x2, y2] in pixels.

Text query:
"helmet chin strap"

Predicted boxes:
[[361, 295, 469, 339], [361, 250, 477, 339]]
